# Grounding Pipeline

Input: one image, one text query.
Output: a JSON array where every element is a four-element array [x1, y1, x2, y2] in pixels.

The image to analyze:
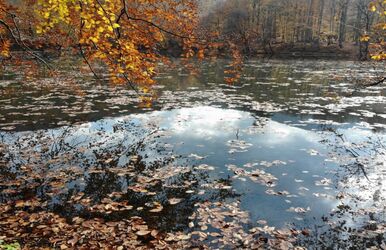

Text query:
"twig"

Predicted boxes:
[[78, 43, 100, 79], [0, 18, 52, 69], [364, 77, 386, 87], [327, 127, 370, 181], [119, 0, 190, 40]]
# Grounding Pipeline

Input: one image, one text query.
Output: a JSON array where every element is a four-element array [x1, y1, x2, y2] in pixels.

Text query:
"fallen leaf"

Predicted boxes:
[[169, 198, 182, 205], [136, 230, 150, 236]]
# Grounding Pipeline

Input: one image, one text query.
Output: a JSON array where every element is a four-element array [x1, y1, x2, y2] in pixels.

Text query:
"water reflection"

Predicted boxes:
[[1, 58, 386, 248], [1, 60, 385, 132], [2, 106, 382, 230]]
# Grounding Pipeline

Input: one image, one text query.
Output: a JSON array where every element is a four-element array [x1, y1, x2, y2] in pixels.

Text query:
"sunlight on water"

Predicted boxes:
[[167, 106, 245, 136]]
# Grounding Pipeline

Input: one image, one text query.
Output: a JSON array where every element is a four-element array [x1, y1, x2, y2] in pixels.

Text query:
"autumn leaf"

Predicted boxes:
[[168, 198, 182, 205]]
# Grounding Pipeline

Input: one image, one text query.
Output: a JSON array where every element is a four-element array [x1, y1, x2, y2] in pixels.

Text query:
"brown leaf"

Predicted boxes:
[[149, 203, 163, 213], [68, 236, 79, 246], [136, 230, 150, 236], [151, 229, 159, 237], [177, 234, 191, 240], [168, 198, 182, 205]]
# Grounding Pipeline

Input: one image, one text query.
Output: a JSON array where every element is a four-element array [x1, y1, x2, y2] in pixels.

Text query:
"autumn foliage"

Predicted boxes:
[[0, 0, 384, 88], [1, 0, 199, 88], [367, 0, 386, 60]]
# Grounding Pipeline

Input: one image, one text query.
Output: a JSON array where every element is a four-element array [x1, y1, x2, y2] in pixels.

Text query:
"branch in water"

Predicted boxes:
[[364, 77, 386, 87]]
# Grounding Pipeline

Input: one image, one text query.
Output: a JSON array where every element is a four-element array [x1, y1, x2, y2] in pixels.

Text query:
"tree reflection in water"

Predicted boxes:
[[0, 115, 239, 234], [0, 107, 385, 248]]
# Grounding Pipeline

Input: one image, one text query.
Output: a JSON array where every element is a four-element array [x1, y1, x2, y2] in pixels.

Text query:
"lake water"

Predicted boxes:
[[0, 59, 385, 248]]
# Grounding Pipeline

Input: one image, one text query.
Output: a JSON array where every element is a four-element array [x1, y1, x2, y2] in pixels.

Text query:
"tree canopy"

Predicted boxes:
[[0, 0, 384, 89], [367, 0, 386, 60], [0, 0, 198, 87]]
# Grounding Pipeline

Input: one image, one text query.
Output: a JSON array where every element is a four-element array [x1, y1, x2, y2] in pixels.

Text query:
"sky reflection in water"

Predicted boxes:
[[2, 106, 367, 229], [0, 60, 385, 245]]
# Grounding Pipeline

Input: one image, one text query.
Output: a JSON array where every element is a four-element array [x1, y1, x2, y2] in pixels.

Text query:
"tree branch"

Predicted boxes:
[[118, 0, 190, 40], [78, 43, 100, 79], [364, 77, 386, 87], [0, 18, 52, 69]]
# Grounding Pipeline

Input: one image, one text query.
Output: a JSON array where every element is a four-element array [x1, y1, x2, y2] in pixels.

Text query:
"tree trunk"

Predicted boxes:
[[329, 0, 336, 34], [354, 0, 362, 45], [338, 0, 350, 48], [359, 0, 375, 60], [305, 0, 315, 43], [317, 0, 325, 44]]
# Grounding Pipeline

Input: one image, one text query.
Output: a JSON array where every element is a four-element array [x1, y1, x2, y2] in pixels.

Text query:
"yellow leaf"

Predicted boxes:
[[369, 3, 377, 12]]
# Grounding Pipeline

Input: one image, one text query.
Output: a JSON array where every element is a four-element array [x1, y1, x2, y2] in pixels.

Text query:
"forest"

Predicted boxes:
[[0, 0, 385, 249], [201, 0, 384, 60]]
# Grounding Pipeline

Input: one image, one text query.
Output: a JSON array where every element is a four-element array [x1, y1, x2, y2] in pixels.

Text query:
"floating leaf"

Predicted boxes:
[[169, 198, 182, 205], [136, 230, 151, 236]]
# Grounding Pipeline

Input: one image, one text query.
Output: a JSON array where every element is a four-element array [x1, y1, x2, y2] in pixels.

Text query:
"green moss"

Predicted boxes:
[[0, 240, 21, 250]]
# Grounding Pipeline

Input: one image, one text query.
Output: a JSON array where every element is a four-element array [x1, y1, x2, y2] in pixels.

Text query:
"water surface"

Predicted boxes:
[[1, 59, 385, 248]]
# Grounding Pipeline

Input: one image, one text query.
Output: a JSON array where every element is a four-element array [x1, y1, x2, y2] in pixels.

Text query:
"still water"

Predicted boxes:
[[0, 59, 385, 248]]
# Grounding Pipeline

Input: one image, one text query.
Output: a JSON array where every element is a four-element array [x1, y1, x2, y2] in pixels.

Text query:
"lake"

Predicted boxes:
[[0, 59, 385, 248]]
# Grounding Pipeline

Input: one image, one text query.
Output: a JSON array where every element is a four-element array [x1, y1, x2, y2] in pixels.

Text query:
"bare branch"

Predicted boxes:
[[364, 77, 386, 87], [0, 18, 53, 69]]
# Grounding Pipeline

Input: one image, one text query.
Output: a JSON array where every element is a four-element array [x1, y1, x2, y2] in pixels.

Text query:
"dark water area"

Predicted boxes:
[[1, 59, 385, 132], [0, 59, 385, 248]]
